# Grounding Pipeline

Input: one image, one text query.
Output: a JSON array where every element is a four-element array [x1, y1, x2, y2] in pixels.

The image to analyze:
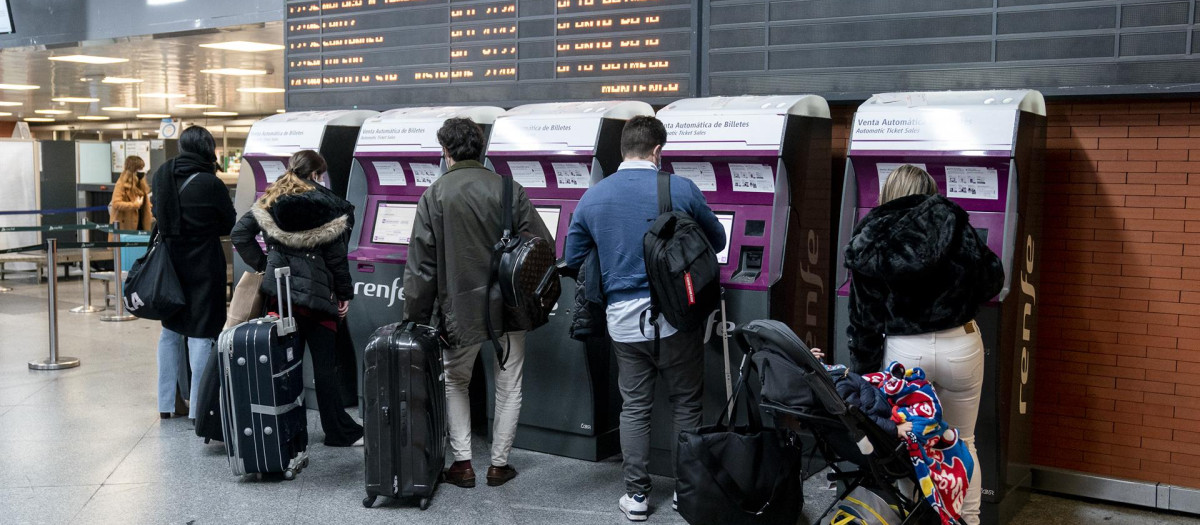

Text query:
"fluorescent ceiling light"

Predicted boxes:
[[78, 115, 110, 121], [200, 41, 283, 53], [52, 97, 100, 103], [25, 117, 55, 122], [139, 93, 185, 99], [176, 103, 217, 109], [147, 0, 185, 4], [102, 77, 144, 84], [49, 55, 129, 64], [102, 106, 139, 112], [276, 109, 286, 113], [203, 111, 238, 117], [201, 68, 268, 76], [0, 112, 11, 117], [239, 87, 285, 94], [137, 113, 171, 119], [0, 101, 21, 106], [0, 84, 39, 90], [34, 109, 71, 115]]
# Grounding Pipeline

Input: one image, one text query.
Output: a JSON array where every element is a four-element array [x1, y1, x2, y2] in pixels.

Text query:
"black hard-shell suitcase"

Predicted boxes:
[[217, 267, 309, 479], [362, 322, 447, 510], [194, 349, 223, 443]]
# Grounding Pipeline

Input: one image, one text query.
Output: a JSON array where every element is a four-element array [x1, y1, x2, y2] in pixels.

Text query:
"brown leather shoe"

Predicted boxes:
[[486, 464, 517, 486], [442, 460, 476, 488]]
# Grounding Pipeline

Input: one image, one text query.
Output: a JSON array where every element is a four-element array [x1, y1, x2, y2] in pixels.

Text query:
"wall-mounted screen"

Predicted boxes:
[[715, 212, 734, 265], [535, 206, 561, 241], [372, 202, 419, 245], [0, 1, 12, 34], [78, 142, 114, 185]]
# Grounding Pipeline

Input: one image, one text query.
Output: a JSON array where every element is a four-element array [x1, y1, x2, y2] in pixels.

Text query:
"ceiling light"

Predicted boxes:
[[200, 41, 284, 53], [102, 77, 144, 84], [52, 97, 100, 103], [0, 83, 39, 90], [137, 113, 171, 119], [239, 87, 285, 94], [176, 103, 217, 109], [102, 106, 139, 112], [147, 0, 185, 4], [78, 115, 110, 121], [201, 68, 268, 76], [203, 111, 238, 117], [48, 55, 129, 64], [0, 101, 21, 106], [25, 117, 55, 122], [34, 109, 71, 115], [139, 93, 185, 99], [0, 112, 11, 117], [276, 109, 286, 113]]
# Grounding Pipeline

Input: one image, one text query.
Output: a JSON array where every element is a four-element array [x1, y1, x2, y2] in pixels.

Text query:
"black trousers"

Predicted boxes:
[[295, 315, 364, 446]]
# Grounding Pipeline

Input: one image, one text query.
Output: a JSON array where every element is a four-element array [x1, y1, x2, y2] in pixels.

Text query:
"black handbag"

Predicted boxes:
[[121, 173, 199, 320], [676, 361, 804, 525]]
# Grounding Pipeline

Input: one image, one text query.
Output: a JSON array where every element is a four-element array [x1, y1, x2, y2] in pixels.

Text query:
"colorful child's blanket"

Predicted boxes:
[[863, 361, 973, 525]]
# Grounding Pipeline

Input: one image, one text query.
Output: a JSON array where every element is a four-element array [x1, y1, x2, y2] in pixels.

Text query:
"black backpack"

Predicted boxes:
[[643, 171, 720, 335], [485, 175, 562, 369]]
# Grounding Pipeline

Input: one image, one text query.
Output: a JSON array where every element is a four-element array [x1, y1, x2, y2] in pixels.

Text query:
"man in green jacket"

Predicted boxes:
[[403, 117, 552, 488]]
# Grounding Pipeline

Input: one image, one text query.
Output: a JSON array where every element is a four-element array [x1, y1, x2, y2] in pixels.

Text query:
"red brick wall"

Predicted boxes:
[[828, 98, 1200, 488]]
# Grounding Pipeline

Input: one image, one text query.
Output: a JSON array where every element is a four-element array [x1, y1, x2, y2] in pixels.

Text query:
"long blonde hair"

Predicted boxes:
[[879, 164, 938, 204], [257, 150, 327, 209], [116, 155, 146, 191]]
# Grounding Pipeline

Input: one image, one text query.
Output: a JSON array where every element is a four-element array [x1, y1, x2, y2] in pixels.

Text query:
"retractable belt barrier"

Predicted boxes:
[[0, 206, 108, 216]]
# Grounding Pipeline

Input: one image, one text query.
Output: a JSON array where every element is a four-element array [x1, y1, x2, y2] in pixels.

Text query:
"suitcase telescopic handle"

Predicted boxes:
[[274, 267, 297, 336]]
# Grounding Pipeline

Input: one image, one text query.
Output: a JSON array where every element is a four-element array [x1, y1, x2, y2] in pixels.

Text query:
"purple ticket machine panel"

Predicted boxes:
[[485, 101, 655, 461], [648, 95, 833, 475], [234, 109, 379, 409], [835, 90, 1046, 525], [344, 106, 505, 407]]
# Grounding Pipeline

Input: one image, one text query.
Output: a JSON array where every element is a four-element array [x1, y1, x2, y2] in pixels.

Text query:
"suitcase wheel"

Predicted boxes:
[[284, 469, 296, 481], [362, 496, 376, 509], [419, 497, 430, 511]]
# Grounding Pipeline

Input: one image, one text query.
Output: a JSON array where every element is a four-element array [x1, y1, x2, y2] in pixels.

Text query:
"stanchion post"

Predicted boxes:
[[101, 221, 136, 322], [30, 239, 81, 370], [70, 219, 103, 313]]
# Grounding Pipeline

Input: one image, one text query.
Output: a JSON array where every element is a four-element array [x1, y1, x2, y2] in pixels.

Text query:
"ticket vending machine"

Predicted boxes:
[[483, 101, 655, 461], [833, 90, 1046, 525], [344, 106, 505, 407], [234, 109, 378, 410], [646, 95, 834, 474]]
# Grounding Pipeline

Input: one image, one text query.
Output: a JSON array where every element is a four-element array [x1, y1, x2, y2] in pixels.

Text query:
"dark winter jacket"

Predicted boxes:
[[844, 194, 1004, 374], [402, 160, 552, 348], [568, 251, 606, 341], [151, 153, 236, 339], [830, 367, 897, 437], [229, 181, 355, 318]]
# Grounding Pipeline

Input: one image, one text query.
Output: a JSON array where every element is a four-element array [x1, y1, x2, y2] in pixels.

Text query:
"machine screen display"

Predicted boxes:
[[535, 206, 561, 241], [372, 202, 419, 245], [715, 213, 735, 265], [976, 228, 989, 244]]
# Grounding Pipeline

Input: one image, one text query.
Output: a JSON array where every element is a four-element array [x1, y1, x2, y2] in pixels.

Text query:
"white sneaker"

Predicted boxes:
[[672, 491, 678, 511], [619, 493, 649, 522]]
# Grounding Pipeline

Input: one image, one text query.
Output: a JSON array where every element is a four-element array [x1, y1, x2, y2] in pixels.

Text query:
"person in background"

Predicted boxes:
[[843, 164, 1004, 525], [403, 117, 551, 488], [109, 155, 151, 237], [151, 126, 236, 420], [230, 149, 364, 447], [562, 115, 726, 522]]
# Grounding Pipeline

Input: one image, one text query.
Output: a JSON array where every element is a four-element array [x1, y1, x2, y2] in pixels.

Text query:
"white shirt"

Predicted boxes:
[[605, 159, 679, 343]]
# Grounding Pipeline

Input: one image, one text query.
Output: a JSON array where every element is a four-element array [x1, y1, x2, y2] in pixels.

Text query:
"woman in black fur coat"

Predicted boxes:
[[844, 164, 1004, 525]]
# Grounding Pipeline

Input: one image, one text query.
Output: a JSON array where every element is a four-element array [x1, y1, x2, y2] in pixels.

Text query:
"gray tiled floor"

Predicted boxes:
[[0, 273, 1196, 524]]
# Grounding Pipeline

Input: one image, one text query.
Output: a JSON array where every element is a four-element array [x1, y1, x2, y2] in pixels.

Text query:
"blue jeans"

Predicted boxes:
[[157, 327, 214, 418]]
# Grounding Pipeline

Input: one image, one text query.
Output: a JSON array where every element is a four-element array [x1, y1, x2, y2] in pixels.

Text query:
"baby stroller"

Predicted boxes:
[[735, 320, 938, 525]]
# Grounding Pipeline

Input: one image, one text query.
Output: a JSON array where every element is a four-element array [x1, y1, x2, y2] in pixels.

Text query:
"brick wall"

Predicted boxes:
[[828, 98, 1200, 488]]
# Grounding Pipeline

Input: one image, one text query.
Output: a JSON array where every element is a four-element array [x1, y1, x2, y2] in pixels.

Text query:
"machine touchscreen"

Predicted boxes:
[[535, 206, 561, 241], [372, 202, 418, 245], [715, 213, 735, 265]]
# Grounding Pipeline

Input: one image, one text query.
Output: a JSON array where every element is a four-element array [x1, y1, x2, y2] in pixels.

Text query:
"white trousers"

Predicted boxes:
[[885, 321, 985, 525], [443, 331, 525, 467]]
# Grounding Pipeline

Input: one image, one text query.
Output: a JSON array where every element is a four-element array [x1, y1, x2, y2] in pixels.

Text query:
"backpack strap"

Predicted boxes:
[[502, 174, 514, 239], [656, 170, 671, 215], [486, 175, 516, 370], [178, 173, 201, 194]]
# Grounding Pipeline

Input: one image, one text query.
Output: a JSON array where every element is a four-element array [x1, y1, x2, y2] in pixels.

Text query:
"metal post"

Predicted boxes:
[[101, 222, 136, 322], [70, 220, 103, 313], [30, 239, 80, 370]]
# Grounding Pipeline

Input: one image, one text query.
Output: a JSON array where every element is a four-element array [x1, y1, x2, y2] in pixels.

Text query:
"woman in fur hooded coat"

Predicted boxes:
[[229, 149, 364, 447]]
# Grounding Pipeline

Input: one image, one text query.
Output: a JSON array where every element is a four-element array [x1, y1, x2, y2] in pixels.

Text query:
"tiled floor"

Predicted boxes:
[[0, 273, 1195, 524]]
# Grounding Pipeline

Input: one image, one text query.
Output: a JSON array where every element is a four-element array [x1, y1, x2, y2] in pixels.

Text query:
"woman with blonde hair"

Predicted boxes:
[[841, 164, 1004, 525], [109, 155, 152, 236], [229, 149, 363, 447]]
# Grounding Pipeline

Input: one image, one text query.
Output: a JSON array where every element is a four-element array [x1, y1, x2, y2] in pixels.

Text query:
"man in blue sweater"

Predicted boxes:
[[563, 116, 726, 521]]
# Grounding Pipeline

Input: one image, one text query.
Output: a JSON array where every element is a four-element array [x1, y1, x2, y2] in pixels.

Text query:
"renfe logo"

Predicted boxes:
[[354, 277, 404, 308], [1018, 235, 1036, 415], [798, 230, 823, 348]]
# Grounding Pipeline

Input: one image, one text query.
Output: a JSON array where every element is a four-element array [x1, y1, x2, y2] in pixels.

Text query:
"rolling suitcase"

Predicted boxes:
[[362, 322, 447, 510], [193, 349, 223, 443], [217, 267, 309, 479]]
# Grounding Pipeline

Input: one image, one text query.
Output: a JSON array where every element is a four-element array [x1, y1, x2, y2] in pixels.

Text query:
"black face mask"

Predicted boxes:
[[136, 171, 145, 180]]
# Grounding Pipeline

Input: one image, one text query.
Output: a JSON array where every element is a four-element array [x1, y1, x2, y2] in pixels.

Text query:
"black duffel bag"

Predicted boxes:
[[676, 362, 804, 525], [121, 224, 185, 320]]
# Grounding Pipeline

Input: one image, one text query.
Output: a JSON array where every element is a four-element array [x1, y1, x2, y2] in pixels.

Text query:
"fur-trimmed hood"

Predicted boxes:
[[253, 184, 354, 250], [252, 205, 349, 249]]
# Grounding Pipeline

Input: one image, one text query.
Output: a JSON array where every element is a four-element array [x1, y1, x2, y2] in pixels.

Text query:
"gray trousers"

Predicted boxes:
[[613, 329, 704, 495]]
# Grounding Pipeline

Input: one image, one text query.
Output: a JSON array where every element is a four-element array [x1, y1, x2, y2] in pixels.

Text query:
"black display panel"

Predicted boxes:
[[285, 0, 696, 109]]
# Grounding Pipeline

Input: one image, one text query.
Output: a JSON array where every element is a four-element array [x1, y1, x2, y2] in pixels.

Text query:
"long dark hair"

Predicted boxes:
[[179, 125, 217, 163]]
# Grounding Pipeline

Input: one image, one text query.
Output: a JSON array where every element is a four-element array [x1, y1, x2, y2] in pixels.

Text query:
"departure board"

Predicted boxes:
[[284, 0, 696, 109]]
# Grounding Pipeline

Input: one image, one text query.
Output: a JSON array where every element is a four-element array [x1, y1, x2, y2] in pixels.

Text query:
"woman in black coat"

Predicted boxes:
[[229, 149, 363, 447], [151, 126, 236, 419]]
